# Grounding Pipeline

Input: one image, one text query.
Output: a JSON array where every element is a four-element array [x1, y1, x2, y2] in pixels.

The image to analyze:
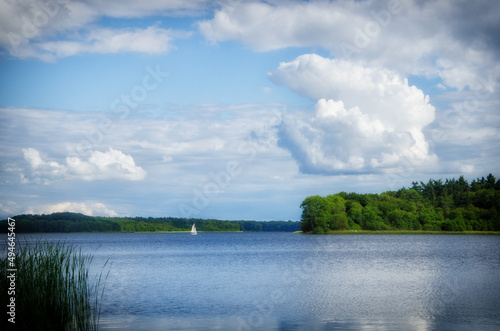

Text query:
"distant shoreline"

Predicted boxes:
[[0, 213, 300, 233], [0, 230, 249, 234], [130, 230, 244, 233], [297, 230, 500, 235]]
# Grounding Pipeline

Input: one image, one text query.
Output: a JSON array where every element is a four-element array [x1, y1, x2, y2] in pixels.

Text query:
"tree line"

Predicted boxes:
[[301, 174, 500, 233], [0, 212, 300, 233]]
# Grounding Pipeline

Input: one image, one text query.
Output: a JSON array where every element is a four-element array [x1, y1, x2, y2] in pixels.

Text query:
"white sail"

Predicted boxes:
[[191, 223, 197, 235]]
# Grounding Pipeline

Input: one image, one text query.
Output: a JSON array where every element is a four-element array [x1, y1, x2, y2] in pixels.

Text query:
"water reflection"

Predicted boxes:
[[277, 318, 433, 331], [297, 235, 441, 322]]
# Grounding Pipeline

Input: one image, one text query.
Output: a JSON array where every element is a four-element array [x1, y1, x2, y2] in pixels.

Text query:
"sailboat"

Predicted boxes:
[[191, 223, 197, 235]]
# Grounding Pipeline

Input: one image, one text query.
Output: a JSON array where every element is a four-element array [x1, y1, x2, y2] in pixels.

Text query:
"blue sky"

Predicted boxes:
[[1, 0, 499, 220]]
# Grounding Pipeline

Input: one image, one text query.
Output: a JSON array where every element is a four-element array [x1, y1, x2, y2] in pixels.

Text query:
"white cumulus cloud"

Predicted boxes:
[[22, 147, 146, 183], [271, 54, 437, 174], [270, 54, 435, 131], [22, 147, 68, 183]]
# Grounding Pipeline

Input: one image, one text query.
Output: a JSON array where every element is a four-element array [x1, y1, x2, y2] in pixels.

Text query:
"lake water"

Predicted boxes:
[[13, 233, 500, 330]]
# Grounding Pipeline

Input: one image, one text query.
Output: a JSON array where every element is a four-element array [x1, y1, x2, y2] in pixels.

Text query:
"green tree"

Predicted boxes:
[[300, 196, 331, 233], [326, 195, 348, 230], [330, 213, 348, 230], [361, 206, 388, 230], [346, 200, 363, 226]]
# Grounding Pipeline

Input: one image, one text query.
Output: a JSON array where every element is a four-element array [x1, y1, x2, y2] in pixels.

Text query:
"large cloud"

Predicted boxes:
[[270, 54, 435, 131], [199, 0, 500, 90], [0, 0, 203, 61], [198, 0, 360, 52], [271, 54, 437, 174], [22, 147, 147, 183], [279, 99, 437, 175]]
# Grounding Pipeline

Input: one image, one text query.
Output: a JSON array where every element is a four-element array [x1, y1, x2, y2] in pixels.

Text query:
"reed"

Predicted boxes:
[[1, 239, 108, 330]]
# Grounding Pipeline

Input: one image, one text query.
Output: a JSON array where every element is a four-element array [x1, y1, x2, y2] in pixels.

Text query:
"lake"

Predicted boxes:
[[13, 232, 500, 330]]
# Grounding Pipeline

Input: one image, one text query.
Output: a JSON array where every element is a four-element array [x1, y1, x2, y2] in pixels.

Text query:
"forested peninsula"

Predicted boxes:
[[301, 174, 500, 234], [0, 213, 300, 233]]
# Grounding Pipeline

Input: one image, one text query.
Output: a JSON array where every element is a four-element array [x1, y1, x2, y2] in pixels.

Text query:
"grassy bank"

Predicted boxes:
[[1, 240, 108, 330], [299, 230, 500, 235]]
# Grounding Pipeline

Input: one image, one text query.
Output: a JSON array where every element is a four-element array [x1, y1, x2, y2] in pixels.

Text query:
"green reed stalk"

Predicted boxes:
[[1, 239, 108, 330]]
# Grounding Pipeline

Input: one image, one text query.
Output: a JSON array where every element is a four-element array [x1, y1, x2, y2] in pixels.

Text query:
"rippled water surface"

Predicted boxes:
[[17, 233, 500, 330]]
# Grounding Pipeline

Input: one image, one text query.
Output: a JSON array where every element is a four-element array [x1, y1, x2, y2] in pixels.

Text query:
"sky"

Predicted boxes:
[[0, 0, 499, 221]]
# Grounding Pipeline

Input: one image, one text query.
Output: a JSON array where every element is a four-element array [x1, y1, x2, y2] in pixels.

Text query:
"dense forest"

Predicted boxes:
[[301, 174, 500, 233], [0, 212, 300, 233]]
